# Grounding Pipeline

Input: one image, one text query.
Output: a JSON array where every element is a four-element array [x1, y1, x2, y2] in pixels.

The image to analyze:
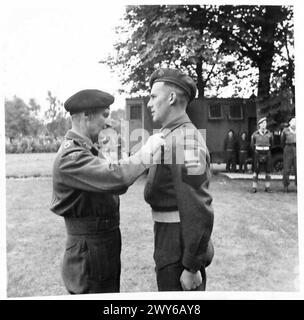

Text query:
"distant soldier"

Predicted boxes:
[[281, 116, 296, 192], [223, 129, 238, 172], [250, 117, 273, 193], [238, 132, 250, 173]]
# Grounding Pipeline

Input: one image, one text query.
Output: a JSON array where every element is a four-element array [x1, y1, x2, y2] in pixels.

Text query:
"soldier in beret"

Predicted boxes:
[[250, 117, 273, 193], [144, 68, 214, 291], [281, 116, 296, 192], [50, 89, 164, 294]]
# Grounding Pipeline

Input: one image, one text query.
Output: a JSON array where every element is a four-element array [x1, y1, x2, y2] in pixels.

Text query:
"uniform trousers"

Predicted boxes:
[[153, 222, 206, 291], [253, 150, 271, 181], [225, 150, 237, 172], [238, 150, 248, 172], [283, 144, 297, 187], [62, 217, 121, 294]]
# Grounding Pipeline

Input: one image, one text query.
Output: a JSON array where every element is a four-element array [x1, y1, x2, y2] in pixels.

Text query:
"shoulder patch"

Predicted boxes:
[[64, 141, 72, 149], [182, 165, 208, 189], [66, 151, 81, 160]]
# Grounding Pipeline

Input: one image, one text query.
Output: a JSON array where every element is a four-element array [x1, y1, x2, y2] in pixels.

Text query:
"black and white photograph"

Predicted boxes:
[[1, 0, 303, 300]]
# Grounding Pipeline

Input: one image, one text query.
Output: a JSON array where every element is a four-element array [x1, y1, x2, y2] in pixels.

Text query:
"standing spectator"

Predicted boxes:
[[223, 129, 238, 172], [250, 117, 273, 193], [238, 132, 250, 173], [281, 116, 296, 192]]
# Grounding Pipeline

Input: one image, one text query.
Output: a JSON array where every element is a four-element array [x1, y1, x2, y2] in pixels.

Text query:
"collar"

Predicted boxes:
[[289, 126, 296, 134], [65, 130, 94, 150], [161, 113, 191, 132], [258, 129, 268, 136]]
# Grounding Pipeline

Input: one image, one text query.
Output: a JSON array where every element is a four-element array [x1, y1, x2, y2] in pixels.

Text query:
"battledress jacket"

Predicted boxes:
[[281, 127, 296, 147], [250, 130, 273, 150], [50, 130, 148, 218], [144, 114, 214, 272]]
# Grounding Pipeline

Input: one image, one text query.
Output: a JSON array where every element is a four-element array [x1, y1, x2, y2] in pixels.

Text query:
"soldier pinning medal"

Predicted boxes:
[[50, 89, 164, 294], [250, 117, 273, 193]]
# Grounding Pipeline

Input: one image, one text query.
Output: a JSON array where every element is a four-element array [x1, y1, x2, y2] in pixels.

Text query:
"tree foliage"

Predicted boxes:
[[5, 96, 44, 142], [102, 5, 294, 115], [5, 92, 71, 142], [102, 5, 239, 98], [205, 5, 294, 115], [44, 91, 71, 138]]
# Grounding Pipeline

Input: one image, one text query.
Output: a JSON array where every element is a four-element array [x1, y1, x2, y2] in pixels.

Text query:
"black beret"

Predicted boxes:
[[149, 68, 197, 101], [64, 89, 114, 114]]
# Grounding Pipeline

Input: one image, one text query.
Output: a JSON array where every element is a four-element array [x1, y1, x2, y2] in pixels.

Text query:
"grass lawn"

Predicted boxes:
[[6, 168, 298, 297], [6, 153, 56, 178]]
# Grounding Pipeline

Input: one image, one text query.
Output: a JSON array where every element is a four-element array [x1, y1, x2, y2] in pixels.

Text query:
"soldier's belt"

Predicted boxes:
[[64, 217, 119, 235], [256, 146, 269, 151], [152, 210, 180, 223]]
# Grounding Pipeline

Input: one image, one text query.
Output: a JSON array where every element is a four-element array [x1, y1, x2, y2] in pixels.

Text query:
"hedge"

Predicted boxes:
[[5, 136, 62, 153]]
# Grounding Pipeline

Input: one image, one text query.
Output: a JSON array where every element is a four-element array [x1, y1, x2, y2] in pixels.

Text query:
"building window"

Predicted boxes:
[[208, 104, 223, 119], [130, 105, 142, 120], [229, 104, 243, 120]]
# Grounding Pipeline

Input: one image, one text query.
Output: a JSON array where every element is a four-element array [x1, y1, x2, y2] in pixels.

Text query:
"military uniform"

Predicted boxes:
[[50, 89, 152, 294], [144, 113, 214, 291], [223, 133, 238, 172], [250, 124, 273, 191], [281, 126, 296, 188], [238, 134, 250, 173]]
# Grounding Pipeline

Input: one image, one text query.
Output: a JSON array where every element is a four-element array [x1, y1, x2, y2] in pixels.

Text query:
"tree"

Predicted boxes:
[[28, 98, 41, 117], [44, 91, 70, 138], [5, 96, 44, 142], [102, 5, 294, 118], [101, 5, 239, 98], [110, 109, 126, 121], [194, 5, 294, 115]]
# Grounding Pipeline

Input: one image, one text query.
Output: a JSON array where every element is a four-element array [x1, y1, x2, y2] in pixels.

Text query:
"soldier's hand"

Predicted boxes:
[[141, 133, 165, 162], [180, 269, 202, 291]]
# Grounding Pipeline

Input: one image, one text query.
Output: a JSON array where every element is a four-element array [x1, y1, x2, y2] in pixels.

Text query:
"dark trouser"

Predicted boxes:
[[253, 150, 271, 182], [283, 144, 297, 187], [153, 222, 208, 291], [238, 150, 248, 172], [225, 150, 237, 172], [62, 218, 121, 294]]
